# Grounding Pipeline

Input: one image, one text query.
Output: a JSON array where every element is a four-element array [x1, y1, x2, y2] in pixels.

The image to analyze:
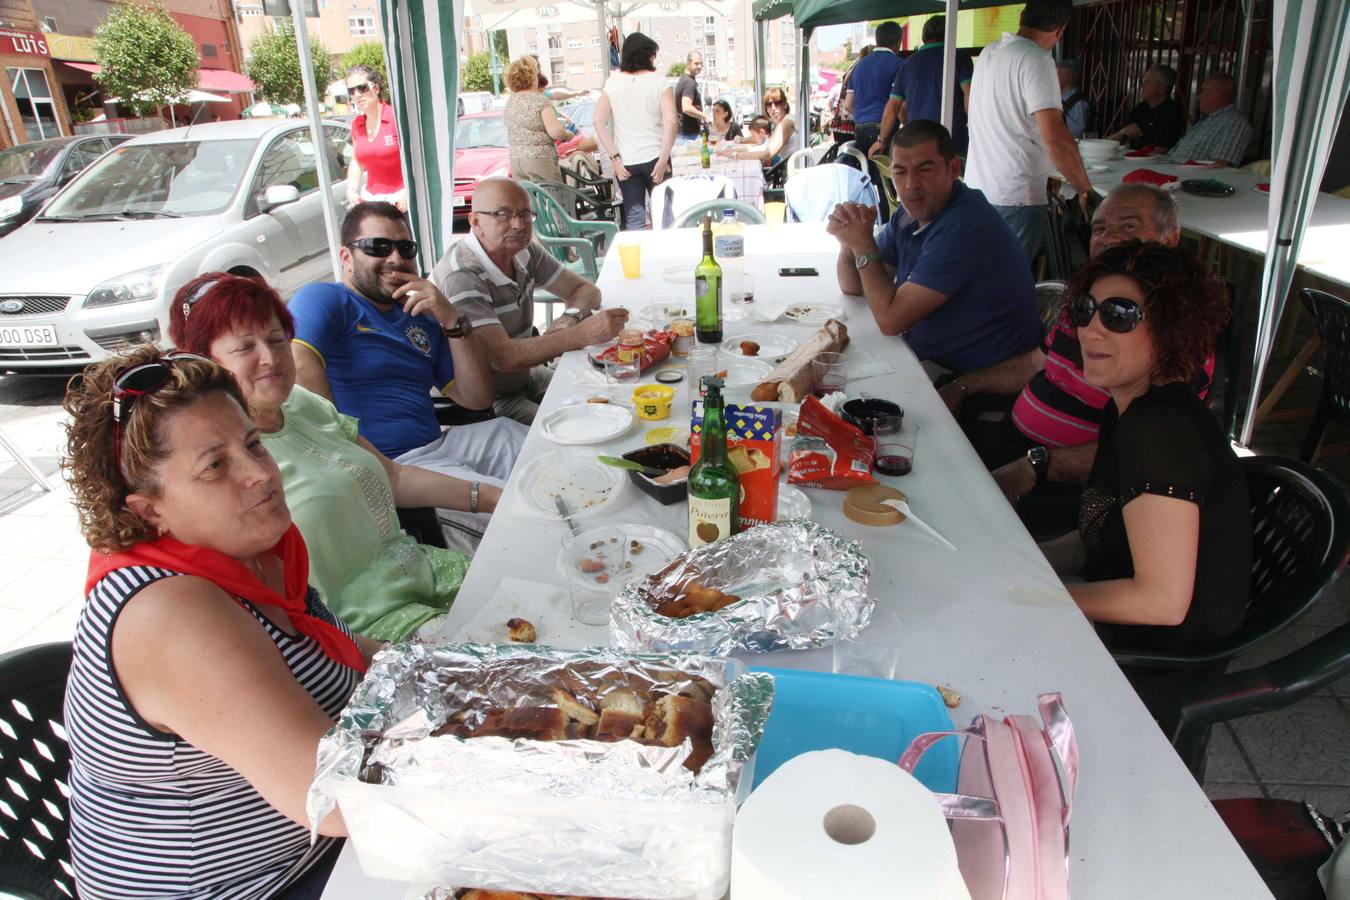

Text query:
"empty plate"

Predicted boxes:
[[718, 357, 775, 389], [516, 450, 627, 521], [721, 333, 799, 360], [783, 302, 846, 325], [539, 403, 634, 445], [662, 265, 696, 284]]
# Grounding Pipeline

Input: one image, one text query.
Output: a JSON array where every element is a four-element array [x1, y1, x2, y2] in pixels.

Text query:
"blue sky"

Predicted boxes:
[[815, 24, 853, 51]]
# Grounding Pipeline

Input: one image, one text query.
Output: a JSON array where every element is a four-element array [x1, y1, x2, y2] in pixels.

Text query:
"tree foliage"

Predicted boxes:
[[461, 50, 506, 93], [93, 3, 198, 117], [339, 41, 387, 87], [245, 19, 334, 106], [666, 62, 687, 78]]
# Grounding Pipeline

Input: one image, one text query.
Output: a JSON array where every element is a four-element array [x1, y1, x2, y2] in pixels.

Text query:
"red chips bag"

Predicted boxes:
[[591, 330, 674, 371], [787, 396, 877, 490]]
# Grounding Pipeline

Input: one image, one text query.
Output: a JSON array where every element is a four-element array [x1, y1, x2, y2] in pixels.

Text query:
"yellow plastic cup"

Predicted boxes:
[[617, 237, 642, 278], [764, 201, 787, 225], [632, 384, 676, 421]]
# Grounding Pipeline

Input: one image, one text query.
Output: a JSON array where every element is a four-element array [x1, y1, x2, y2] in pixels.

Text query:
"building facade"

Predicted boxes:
[[1, 0, 71, 148]]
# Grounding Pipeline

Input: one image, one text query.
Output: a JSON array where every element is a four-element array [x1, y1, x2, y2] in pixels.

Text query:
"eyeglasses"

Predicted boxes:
[[1069, 294, 1148, 334], [346, 237, 419, 259], [474, 208, 537, 224], [111, 352, 212, 481], [347, 82, 375, 95]]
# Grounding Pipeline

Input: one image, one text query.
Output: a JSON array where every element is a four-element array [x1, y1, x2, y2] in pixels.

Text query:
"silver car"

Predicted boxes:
[[0, 119, 351, 373]]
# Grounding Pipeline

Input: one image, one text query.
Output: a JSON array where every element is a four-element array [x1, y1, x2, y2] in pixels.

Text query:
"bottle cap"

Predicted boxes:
[[701, 374, 725, 393]]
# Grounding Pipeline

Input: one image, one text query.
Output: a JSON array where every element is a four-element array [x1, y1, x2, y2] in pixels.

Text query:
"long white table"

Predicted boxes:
[[1060, 157, 1350, 289], [322, 223, 1270, 900]]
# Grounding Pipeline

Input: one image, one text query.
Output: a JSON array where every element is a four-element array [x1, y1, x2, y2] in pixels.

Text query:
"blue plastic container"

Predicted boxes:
[[748, 667, 961, 793]]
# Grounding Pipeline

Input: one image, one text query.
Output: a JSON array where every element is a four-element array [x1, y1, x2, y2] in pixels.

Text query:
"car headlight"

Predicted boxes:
[[0, 195, 23, 219], [84, 265, 165, 308]]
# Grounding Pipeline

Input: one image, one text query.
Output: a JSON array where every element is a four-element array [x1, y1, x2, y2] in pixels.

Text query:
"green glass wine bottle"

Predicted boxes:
[[694, 214, 722, 343], [700, 120, 711, 169], [688, 377, 740, 548]]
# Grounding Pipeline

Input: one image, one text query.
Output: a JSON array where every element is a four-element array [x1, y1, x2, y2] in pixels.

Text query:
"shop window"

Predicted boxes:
[[8, 68, 62, 140]]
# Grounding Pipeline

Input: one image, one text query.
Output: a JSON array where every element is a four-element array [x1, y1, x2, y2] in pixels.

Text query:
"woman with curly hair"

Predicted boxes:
[[169, 272, 495, 642], [1039, 241, 1249, 677], [62, 346, 380, 898]]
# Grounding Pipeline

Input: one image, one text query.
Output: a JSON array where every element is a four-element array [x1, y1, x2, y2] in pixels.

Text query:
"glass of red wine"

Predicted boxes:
[[875, 420, 917, 476], [812, 351, 849, 398]]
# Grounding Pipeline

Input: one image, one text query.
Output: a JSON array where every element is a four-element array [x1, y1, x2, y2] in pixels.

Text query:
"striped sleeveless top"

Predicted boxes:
[[64, 565, 359, 899]]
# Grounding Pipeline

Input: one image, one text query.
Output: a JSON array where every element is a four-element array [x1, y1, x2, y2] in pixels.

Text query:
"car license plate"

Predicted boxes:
[[0, 324, 59, 348], [453, 195, 467, 207]]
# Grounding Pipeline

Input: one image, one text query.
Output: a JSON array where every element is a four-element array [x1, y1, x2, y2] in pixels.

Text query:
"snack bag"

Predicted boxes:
[[591, 330, 675, 371], [788, 395, 877, 490], [690, 402, 782, 529]]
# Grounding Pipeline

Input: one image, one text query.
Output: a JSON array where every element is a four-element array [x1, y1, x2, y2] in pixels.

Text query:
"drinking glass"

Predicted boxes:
[[764, 201, 787, 226], [812, 351, 849, 397], [833, 607, 902, 679], [687, 346, 720, 400], [875, 421, 919, 476], [561, 525, 628, 626], [604, 353, 640, 384], [617, 234, 642, 279], [730, 272, 756, 310]]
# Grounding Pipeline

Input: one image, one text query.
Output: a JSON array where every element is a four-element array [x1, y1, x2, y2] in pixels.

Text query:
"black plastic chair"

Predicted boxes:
[[0, 641, 75, 900], [432, 396, 495, 428], [1114, 456, 1350, 672], [1298, 288, 1350, 461]]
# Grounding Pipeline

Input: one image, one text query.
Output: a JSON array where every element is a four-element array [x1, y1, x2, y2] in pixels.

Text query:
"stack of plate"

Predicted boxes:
[[1078, 138, 1121, 163]]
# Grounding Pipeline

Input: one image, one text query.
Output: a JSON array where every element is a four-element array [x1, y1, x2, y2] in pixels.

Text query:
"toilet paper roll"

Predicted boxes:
[[732, 749, 970, 900]]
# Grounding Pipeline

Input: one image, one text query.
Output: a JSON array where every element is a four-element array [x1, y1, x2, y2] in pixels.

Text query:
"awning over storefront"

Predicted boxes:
[[61, 62, 255, 94]]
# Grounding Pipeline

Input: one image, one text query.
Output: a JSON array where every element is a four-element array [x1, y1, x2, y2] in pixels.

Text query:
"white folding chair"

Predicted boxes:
[[785, 147, 816, 181], [649, 174, 736, 230]]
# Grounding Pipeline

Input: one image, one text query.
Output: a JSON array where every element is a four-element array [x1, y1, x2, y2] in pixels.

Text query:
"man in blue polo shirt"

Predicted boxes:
[[842, 20, 902, 153], [288, 201, 526, 509], [829, 120, 1042, 374], [867, 16, 973, 157]]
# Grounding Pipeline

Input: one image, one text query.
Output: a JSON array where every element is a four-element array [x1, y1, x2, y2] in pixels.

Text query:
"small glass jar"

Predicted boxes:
[[616, 328, 644, 364], [670, 318, 696, 357]]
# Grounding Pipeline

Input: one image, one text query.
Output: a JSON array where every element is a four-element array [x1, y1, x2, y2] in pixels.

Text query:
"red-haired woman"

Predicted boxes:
[[1038, 241, 1249, 706], [169, 273, 496, 641]]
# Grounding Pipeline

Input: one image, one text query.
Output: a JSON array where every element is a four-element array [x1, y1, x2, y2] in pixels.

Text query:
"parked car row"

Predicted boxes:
[[0, 120, 351, 375], [0, 135, 134, 238]]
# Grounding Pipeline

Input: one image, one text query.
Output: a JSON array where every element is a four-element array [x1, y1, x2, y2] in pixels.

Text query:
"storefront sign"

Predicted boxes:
[[0, 29, 50, 58]]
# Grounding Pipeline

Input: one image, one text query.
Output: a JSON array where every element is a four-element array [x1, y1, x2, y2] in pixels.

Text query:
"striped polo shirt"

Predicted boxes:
[[432, 233, 564, 397], [64, 565, 358, 899]]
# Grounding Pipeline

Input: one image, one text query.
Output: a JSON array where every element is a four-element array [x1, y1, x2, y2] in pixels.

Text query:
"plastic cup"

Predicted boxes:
[[731, 272, 755, 309], [617, 235, 642, 278], [875, 421, 918, 476], [561, 525, 628, 626], [833, 607, 902, 679], [764, 201, 786, 226], [687, 346, 720, 400], [604, 353, 640, 384], [812, 351, 849, 397]]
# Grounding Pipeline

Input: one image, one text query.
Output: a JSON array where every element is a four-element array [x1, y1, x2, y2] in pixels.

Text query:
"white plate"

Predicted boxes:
[[782, 302, 845, 325], [637, 301, 693, 326], [778, 484, 811, 520], [1181, 159, 1218, 167], [717, 356, 774, 389], [1085, 164, 1110, 173], [516, 449, 627, 521], [662, 265, 695, 284], [539, 403, 633, 445], [721, 332, 799, 360], [556, 523, 686, 589]]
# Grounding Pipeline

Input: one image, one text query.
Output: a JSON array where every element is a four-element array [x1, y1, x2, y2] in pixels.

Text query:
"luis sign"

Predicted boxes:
[[1, 29, 50, 57]]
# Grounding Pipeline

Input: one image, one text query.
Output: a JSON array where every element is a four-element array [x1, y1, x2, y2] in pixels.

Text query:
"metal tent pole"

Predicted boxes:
[[291, 0, 342, 280], [939, 0, 958, 132], [797, 27, 809, 152], [597, 0, 610, 82], [754, 17, 766, 102]]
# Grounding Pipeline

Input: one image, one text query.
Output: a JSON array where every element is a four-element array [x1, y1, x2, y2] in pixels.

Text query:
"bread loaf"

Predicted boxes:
[[750, 319, 849, 402]]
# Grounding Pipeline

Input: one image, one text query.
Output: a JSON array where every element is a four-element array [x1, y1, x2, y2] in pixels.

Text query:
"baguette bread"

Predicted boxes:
[[750, 319, 849, 402]]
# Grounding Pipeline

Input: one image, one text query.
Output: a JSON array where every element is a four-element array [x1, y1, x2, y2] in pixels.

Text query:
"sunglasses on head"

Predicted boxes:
[[346, 237, 418, 259], [1069, 293, 1148, 334], [111, 352, 213, 480], [348, 82, 375, 95]]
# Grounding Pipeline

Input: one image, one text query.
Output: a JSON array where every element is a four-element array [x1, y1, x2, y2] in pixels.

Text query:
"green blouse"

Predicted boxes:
[[263, 386, 469, 640]]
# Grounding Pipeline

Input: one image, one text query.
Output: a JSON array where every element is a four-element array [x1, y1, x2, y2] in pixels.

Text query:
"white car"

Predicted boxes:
[[0, 119, 351, 374]]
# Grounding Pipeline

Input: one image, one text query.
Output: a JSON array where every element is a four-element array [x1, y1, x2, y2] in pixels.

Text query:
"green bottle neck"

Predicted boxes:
[[701, 398, 728, 464]]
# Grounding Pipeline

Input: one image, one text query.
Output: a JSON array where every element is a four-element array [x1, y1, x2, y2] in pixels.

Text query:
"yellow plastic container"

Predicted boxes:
[[632, 384, 676, 421]]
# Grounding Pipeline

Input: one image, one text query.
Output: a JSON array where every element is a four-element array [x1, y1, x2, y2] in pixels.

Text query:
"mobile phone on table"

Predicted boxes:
[[778, 267, 819, 277]]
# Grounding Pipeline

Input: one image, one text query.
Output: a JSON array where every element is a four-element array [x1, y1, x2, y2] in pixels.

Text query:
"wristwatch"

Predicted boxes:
[[443, 313, 473, 338], [1026, 445, 1050, 486], [855, 251, 882, 270], [561, 306, 590, 323]]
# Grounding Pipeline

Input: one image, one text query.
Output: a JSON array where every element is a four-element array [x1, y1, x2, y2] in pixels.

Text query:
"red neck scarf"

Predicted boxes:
[[86, 525, 367, 674]]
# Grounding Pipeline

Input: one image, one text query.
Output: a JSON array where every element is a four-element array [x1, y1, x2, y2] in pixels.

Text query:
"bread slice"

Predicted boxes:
[[551, 688, 599, 727], [593, 709, 645, 742], [470, 707, 571, 742], [643, 694, 715, 772]]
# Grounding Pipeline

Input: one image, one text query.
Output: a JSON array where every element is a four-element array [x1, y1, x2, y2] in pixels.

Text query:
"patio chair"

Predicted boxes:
[[784, 147, 816, 181], [520, 180, 615, 282], [650, 174, 735, 230], [673, 200, 765, 228], [870, 153, 900, 214], [539, 178, 621, 227], [784, 163, 878, 224], [763, 157, 788, 189], [0, 641, 74, 900], [1298, 289, 1350, 461], [1034, 280, 1068, 333]]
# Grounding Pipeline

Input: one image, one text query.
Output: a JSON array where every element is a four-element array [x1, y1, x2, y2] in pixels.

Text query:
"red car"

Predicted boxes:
[[453, 111, 585, 219]]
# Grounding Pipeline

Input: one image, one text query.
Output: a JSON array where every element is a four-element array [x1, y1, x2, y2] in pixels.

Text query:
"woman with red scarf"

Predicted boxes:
[[61, 346, 381, 899]]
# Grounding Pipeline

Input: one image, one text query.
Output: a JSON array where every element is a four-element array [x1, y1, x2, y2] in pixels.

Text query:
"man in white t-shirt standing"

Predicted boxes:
[[964, 0, 1092, 263]]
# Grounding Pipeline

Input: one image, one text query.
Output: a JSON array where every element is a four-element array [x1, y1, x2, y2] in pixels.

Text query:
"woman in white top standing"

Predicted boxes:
[[593, 32, 677, 230]]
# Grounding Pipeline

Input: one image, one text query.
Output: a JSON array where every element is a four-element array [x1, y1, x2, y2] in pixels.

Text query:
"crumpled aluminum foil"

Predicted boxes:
[[307, 642, 775, 900], [609, 519, 874, 655]]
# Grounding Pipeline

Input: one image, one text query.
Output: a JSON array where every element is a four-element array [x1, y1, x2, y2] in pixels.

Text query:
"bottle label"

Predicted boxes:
[[695, 275, 722, 319], [714, 235, 744, 259], [688, 495, 734, 547]]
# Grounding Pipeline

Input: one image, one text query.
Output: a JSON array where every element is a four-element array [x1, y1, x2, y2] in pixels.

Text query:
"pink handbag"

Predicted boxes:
[[900, 693, 1079, 900]]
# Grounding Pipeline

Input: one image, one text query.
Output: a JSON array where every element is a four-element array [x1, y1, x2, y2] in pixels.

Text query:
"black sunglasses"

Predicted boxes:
[[1069, 294, 1148, 334], [346, 237, 418, 260], [348, 82, 375, 95], [111, 352, 213, 479]]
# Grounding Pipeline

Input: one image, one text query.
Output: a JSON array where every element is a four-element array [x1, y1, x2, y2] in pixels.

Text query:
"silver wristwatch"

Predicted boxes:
[[855, 252, 882, 270], [561, 306, 590, 322]]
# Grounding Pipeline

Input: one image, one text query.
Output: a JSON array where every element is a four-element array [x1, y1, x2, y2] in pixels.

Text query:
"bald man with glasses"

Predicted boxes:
[[432, 177, 629, 424]]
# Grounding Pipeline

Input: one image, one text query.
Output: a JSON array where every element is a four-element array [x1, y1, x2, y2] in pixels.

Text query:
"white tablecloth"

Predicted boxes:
[[1059, 157, 1350, 289], [671, 153, 766, 209], [321, 223, 1269, 900]]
